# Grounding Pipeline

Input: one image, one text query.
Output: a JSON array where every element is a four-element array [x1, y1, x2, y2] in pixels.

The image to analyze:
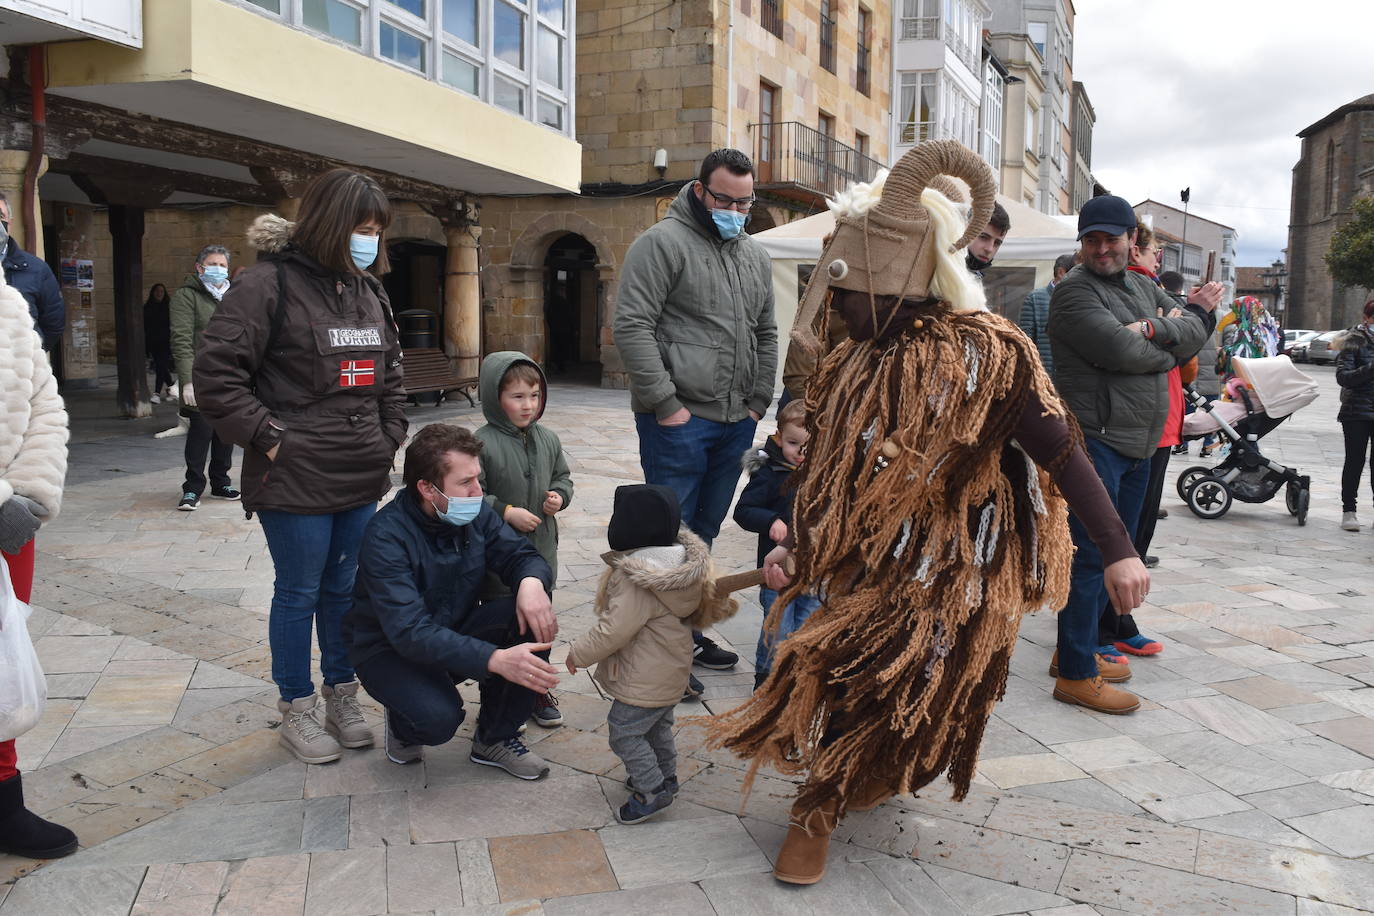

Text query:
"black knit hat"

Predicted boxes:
[[608, 484, 681, 551]]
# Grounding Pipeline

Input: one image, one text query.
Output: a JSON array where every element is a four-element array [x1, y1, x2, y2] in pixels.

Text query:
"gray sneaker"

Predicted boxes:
[[322, 681, 375, 749], [384, 709, 422, 765], [1342, 511, 1361, 532], [469, 736, 550, 780], [277, 694, 342, 765]]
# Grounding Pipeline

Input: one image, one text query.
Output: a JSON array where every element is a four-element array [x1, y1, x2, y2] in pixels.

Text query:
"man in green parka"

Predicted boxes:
[[171, 245, 239, 511], [475, 351, 574, 726]]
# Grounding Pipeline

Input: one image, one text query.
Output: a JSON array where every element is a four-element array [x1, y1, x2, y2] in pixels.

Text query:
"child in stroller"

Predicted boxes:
[[1177, 354, 1319, 523]]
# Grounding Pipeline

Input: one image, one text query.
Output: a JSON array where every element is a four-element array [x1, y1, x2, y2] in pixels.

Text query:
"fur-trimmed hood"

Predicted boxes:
[[598, 529, 737, 629], [247, 214, 293, 254], [740, 434, 793, 477]]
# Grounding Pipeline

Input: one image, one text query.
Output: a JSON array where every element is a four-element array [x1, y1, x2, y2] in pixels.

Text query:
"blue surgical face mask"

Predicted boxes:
[[711, 208, 747, 240], [202, 264, 229, 285], [429, 487, 483, 527], [350, 233, 379, 270]]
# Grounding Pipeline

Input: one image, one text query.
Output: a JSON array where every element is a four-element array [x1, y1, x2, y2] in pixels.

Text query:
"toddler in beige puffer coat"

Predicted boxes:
[[566, 485, 736, 824]]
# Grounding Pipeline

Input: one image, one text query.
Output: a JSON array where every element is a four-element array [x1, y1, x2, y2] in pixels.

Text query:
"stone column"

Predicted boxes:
[[0, 148, 48, 256], [444, 221, 482, 380]]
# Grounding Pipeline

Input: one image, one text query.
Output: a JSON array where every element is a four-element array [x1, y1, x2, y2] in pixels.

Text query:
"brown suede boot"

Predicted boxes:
[[1053, 675, 1140, 715], [848, 778, 895, 813], [774, 797, 840, 885], [1048, 649, 1131, 683]]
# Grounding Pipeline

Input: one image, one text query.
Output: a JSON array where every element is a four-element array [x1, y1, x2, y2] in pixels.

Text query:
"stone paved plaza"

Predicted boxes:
[[4, 365, 1374, 915]]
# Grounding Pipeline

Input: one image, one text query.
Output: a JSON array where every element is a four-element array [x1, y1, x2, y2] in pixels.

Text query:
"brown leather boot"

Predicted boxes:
[[774, 797, 840, 885], [1048, 649, 1131, 683], [1053, 675, 1140, 715], [848, 778, 895, 813]]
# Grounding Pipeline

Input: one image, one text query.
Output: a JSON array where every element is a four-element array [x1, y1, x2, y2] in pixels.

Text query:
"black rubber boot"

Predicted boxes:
[[0, 774, 79, 859]]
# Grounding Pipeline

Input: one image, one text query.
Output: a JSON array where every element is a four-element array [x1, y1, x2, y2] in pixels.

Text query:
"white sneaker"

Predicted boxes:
[[1342, 512, 1361, 532], [150, 393, 161, 404]]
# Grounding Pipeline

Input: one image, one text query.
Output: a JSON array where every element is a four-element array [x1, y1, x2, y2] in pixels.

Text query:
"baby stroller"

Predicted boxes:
[[1176, 355, 1319, 523]]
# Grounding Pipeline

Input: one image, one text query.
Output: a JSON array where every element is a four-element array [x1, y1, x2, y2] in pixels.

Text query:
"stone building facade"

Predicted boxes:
[[482, 0, 893, 386], [1287, 93, 1374, 331]]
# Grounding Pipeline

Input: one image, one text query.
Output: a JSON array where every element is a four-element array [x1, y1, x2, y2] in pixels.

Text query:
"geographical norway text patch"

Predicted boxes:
[[328, 327, 383, 348], [339, 360, 376, 387]]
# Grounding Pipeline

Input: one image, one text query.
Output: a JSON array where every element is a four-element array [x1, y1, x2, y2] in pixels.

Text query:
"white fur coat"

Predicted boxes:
[[0, 274, 68, 520]]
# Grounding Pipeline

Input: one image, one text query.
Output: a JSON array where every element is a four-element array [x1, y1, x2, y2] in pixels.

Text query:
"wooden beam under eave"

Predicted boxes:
[[50, 152, 277, 206]]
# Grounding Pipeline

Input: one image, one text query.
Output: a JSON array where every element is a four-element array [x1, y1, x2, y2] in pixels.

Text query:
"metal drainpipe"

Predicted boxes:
[[726, 0, 735, 146], [21, 45, 46, 253]]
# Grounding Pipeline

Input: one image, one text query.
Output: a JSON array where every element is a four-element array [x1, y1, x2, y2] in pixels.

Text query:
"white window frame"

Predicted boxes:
[[897, 71, 937, 145], [213, 0, 573, 135], [376, 0, 433, 76]]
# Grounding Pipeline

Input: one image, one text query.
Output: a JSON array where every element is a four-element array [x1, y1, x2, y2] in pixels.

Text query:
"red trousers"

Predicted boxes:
[[1, 540, 36, 782]]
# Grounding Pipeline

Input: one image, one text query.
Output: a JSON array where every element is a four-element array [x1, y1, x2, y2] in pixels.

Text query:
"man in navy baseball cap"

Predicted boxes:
[[1076, 194, 1138, 240]]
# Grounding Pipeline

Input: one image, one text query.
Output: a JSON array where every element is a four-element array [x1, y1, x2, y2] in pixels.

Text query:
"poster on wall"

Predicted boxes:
[[77, 260, 95, 291], [60, 259, 79, 288]]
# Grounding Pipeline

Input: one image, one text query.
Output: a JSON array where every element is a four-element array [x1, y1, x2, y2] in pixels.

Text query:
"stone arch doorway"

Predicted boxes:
[[543, 233, 600, 380], [749, 206, 779, 234]]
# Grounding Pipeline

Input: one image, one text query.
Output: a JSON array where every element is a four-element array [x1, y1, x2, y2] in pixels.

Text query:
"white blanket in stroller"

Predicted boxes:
[[1183, 355, 1319, 437]]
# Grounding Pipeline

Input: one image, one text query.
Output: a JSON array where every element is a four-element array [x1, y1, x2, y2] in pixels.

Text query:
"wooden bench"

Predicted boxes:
[[400, 348, 477, 407]]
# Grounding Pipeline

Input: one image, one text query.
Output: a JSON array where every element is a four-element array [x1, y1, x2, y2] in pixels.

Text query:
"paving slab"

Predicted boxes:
[[55, 798, 306, 866], [541, 882, 713, 916], [599, 813, 770, 889], [386, 842, 465, 912], [488, 829, 617, 901], [1060, 847, 1298, 915], [1286, 805, 1374, 858], [304, 847, 387, 916], [408, 774, 613, 843], [0, 864, 146, 916], [131, 860, 231, 916]]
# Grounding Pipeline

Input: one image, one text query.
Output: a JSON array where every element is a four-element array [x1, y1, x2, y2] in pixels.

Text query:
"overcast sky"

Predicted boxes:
[[1072, 0, 1374, 267]]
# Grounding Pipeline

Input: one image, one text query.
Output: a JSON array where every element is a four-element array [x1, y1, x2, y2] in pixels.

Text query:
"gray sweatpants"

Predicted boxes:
[[607, 700, 676, 795]]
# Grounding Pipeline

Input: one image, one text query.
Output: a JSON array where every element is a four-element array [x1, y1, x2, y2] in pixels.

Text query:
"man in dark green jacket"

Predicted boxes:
[[171, 245, 238, 511], [1047, 196, 1221, 715], [613, 149, 778, 676]]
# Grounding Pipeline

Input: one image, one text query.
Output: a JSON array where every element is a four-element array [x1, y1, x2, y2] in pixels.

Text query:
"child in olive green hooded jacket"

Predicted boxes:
[[475, 351, 574, 594]]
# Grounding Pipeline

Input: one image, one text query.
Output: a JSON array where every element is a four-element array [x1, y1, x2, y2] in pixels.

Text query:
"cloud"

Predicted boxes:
[[1072, 0, 1374, 266]]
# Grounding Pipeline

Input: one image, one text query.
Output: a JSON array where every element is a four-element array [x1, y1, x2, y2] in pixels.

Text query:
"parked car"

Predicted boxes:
[[1283, 328, 1315, 351], [1286, 330, 1323, 362], [1304, 330, 1345, 365]]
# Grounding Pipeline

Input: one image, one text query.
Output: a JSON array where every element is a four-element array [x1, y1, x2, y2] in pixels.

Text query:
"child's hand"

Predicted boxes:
[[769, 518, 789, 543], [543, 491, 564, 515], [505, 506, 542, 532], [565, 658, 577, 675]]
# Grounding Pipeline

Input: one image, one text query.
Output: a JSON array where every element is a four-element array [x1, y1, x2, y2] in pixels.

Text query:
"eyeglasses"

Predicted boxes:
[[702, 186, 756, 212]]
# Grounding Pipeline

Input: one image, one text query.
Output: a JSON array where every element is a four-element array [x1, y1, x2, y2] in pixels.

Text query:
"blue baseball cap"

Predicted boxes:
[[1077, 195, 1137, 240]]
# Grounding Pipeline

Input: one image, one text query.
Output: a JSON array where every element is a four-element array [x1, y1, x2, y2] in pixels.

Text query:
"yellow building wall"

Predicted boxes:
[[44, 0, 580, 193]]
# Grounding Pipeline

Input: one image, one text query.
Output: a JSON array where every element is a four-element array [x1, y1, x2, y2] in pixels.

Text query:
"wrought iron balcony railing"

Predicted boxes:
[[751, 120, 884, 199]]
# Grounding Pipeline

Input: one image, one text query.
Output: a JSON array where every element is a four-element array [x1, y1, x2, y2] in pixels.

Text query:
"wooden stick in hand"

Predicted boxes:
[[712, 556, 797, 595]]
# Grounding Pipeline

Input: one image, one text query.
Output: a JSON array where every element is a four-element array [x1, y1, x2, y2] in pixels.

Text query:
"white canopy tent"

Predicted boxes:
[[753, 196, 1080, 388]]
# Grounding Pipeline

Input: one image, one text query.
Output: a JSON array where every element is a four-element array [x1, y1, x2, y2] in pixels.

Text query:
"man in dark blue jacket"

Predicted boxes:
[[346, 424, 559, 779], [0, 195, 63, 351]]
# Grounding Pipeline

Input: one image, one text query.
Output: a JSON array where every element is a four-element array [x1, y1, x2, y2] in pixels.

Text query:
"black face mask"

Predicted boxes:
[[966, 250, 993, 274]]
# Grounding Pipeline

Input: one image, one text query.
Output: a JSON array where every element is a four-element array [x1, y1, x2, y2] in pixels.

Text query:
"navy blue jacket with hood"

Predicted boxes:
[[732, 436, 798, 568], [345, 488, 553, 677]]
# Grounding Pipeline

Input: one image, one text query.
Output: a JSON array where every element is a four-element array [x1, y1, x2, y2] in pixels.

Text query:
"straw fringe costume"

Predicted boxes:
[[707, 141, 1134, 884]]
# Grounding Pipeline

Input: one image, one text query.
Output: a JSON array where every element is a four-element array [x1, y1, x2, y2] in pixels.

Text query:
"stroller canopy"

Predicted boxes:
[[1234, 355, 1319, 418]]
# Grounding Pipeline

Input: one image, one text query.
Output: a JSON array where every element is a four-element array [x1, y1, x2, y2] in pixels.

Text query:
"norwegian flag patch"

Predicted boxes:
[[339, 360, 376, 387]]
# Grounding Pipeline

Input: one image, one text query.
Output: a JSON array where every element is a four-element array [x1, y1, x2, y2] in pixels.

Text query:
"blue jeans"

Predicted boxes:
[[259, 502, 377, 701], [634, 413, 758, 545], [754, 587, 822, 675], [1057, 438, 1149, 681]]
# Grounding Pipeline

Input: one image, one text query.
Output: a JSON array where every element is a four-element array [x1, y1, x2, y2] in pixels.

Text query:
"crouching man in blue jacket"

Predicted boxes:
[[345, 423, 560, 779]]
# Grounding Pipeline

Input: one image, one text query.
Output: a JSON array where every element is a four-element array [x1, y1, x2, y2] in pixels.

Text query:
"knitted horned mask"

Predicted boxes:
[[791, 140, 998, 360]]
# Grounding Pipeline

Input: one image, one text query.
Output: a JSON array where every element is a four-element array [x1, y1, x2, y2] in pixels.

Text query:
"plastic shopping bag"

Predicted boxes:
[[0, 556, 47, 741]]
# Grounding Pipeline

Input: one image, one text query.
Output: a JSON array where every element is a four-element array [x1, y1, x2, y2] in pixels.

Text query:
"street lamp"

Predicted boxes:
[[1179, 187, 1191, 280]]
